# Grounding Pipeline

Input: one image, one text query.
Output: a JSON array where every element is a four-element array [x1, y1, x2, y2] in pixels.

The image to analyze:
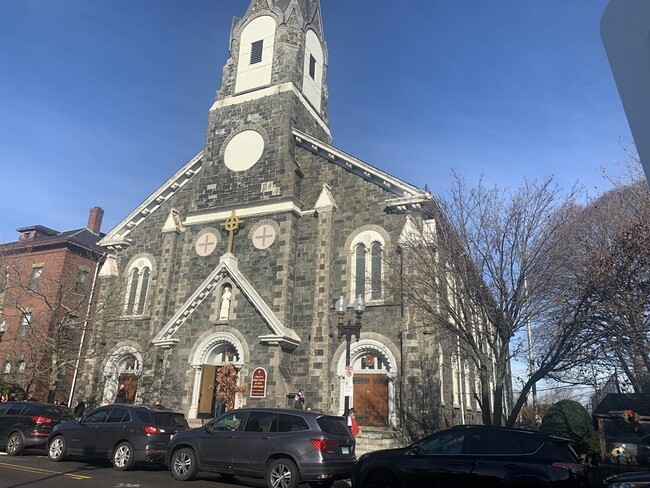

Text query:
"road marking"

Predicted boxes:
[[0, 461, 91, 480]]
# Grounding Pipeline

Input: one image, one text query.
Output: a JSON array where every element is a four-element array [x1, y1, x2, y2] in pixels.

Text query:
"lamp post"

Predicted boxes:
[[336, 293, 365, 418], [0, 321, 6, 342]]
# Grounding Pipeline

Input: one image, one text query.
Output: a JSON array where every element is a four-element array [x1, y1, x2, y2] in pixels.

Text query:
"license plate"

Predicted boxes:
[[341, 446, 350, 455]]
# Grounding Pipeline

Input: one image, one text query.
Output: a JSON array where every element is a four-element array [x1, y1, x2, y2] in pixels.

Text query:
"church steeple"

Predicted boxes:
[[213, 0, 329, 135], [196, 0, 330, 211]]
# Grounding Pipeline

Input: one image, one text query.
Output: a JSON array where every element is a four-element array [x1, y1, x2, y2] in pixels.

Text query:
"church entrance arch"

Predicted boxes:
[[337, 339, 397, 429], [102, 346, 143, 404], [189, 332, 245, 420]]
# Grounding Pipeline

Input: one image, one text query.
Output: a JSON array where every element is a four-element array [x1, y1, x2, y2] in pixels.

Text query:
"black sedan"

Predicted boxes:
[[352, 424, 590, 488]]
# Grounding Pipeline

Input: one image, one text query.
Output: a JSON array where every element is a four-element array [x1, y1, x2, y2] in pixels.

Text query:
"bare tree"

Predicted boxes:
[[394, 171, 595, 426], [0, 248, 121, 402], [553, 159, 650, 393]]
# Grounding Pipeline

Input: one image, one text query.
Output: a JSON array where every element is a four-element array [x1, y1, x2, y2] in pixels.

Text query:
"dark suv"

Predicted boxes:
[[352, 424, 590, 488], [166, 407, 356, 488], [47, 404, 188, 470], [0, 401, 76, 455]]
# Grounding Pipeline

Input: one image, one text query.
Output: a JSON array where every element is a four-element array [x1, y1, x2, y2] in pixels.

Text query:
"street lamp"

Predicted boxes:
[[0, 321, 6, 342], [336, 293, 365, 418]]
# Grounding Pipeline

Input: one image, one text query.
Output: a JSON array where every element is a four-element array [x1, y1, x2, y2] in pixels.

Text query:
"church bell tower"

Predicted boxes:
[[197, 0, 329, 210]]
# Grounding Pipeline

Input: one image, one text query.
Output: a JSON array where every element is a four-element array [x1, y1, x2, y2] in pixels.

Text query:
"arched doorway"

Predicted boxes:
[[197, 345, 240, 419], [338, 339, 397, 429], [188, 332, 245, 420], [102, 347, 143, 404]]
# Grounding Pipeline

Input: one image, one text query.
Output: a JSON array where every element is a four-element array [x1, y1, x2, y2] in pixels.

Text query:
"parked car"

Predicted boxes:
[[165, 407, 356, 488], [352, 424, 590, 488], [47, 404, 188, 470], [605, 470, 650, 488], [0, 401, 76, 455]]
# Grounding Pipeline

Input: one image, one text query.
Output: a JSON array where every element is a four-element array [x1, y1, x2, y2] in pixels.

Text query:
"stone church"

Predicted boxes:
[[79, 0, 485, 433]]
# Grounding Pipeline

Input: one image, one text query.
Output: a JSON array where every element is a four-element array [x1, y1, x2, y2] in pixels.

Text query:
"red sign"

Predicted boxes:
[[250, 367, 267, 398]]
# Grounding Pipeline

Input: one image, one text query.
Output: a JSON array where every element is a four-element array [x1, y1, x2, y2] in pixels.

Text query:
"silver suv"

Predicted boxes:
[[165, 407, 356, 488]]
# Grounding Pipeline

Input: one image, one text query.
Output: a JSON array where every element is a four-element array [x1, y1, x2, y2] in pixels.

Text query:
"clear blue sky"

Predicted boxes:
[[0, 0, 632, 242]]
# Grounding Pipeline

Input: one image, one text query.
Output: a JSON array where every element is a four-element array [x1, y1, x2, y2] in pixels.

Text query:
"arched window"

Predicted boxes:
[[235, 15, 276, 93], [350, 230, 385, 302], [451, 355, 460, 407], [464, 360, 472, 410], [124, 259, 153, 316]]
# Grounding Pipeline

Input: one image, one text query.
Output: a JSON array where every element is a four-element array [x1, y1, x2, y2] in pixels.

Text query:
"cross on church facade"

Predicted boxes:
[[223, 210, 244, 253], [197, 234, 217, 255], [255, 225, 274, 248]]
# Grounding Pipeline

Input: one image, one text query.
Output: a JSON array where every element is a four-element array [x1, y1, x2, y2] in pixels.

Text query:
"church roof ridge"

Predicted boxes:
[[292, 129, 433, 201]]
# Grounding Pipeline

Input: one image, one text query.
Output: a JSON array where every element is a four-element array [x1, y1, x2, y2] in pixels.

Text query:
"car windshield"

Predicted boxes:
[[317, 416, 349, 435]]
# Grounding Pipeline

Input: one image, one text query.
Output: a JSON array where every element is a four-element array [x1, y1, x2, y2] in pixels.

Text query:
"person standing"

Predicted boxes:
[[73, 397, 86, 417], [114, 384, 127, 403], [293, 389, 305, 410], [349, 408, 361, 436]]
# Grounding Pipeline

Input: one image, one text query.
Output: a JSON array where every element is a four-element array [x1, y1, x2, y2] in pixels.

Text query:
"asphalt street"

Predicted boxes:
[[0, 450, 353, 488]]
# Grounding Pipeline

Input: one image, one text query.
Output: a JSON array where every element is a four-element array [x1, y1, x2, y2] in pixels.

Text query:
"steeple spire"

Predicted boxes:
[[240, 0, 322, 33]]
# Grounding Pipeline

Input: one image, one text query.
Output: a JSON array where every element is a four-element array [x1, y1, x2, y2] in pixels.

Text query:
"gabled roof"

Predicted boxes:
[[99, 151, 203, 250], [152, 253, 300, 350]]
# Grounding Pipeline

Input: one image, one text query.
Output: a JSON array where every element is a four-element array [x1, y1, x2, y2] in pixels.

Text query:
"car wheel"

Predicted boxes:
[[112, 441, 136, 471], [171, 447, 199, 481], [6, 432, 24, 456], [48, 435, 66, 462], [366, 470, 400, 488], [267, 458, 300, 488]]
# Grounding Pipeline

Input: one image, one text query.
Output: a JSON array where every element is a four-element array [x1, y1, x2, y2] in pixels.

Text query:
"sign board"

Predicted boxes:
[[344, 365, 354, 396], [250, 367, 267, 398]]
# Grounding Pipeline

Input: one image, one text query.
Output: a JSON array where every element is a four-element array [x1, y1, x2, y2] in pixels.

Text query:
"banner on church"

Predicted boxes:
[[344, 366, 353, 396]]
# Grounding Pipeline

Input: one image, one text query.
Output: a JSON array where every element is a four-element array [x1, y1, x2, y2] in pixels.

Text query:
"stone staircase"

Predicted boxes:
[[354, 427, 413, 457]]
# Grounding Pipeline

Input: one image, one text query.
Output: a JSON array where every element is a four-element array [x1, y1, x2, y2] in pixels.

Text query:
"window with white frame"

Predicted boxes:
[[350, 231, 385, 302], [29, 266, 43, 291], [3, 361, 11, 375], [16, 361, 25, 383], [124, 259, 152, 315], [18, 312, 31, 338]]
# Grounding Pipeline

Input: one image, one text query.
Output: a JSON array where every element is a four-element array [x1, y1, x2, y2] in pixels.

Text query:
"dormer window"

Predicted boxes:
[[250, 40, 263, 64]]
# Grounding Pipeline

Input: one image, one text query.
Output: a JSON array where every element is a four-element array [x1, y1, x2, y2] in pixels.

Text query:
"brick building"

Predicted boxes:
[[79, 0, 495, 435], [0, 207, 106, 404]]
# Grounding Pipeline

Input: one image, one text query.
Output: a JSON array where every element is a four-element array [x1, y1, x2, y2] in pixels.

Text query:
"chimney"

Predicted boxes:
[[87, 207, 104, 234]]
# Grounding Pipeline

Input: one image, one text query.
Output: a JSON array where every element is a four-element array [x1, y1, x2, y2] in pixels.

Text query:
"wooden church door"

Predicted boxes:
[[117, 373, 138, 404], [354, 373, 388, 427], [198, 365, 237, 418], [198, 365, 217, 417]]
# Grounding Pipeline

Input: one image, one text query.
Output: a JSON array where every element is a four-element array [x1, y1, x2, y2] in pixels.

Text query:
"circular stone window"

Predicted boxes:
[[224, 130, 265, 171]]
